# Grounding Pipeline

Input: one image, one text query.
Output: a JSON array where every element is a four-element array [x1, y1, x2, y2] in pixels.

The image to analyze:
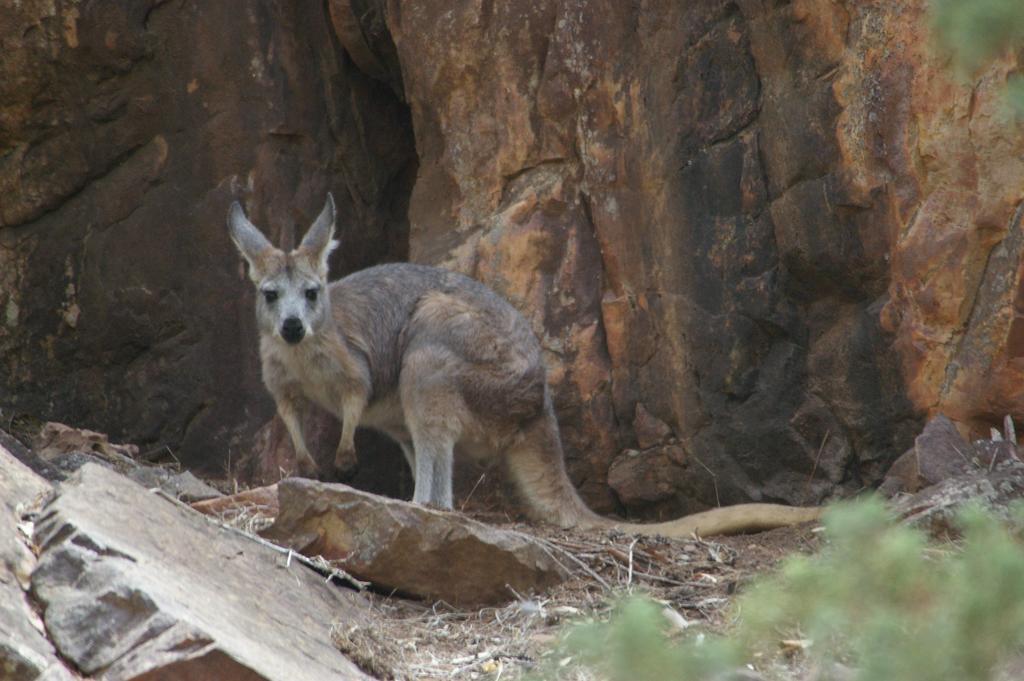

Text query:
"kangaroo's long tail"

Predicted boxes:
[[504, 401, 823, 538]]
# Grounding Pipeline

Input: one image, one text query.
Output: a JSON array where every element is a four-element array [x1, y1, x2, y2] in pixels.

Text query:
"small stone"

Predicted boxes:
[[633, 402, 674, 450], [881, 415, 975, 494], [32, 422, 139, 469]]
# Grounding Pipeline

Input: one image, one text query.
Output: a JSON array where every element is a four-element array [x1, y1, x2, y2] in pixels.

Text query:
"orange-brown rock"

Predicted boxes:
[[369, 0, 924, 515]]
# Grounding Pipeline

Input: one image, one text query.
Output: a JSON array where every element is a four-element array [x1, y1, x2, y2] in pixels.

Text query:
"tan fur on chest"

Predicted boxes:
[[262, 339, 348, 416]]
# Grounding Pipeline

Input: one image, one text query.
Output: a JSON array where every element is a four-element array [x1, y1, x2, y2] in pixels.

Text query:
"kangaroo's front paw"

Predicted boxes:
[[333, 444, 358, 479], [294, 452, 320, 479]]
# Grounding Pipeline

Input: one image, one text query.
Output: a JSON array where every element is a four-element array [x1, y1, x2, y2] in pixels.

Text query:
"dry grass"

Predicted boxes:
[[205, 504, 276, 535]]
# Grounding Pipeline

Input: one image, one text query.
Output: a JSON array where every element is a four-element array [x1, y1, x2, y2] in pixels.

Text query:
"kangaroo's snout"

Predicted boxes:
[[281, 317, 305, 344]]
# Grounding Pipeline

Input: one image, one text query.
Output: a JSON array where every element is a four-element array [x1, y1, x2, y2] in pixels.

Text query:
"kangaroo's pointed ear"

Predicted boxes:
[[227, 201, 273, 282], [298, 193, 338, 277]]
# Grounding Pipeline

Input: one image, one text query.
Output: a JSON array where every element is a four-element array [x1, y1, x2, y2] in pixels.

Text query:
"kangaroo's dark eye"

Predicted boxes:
[[305, 287, 319, 302], [263, 290, 278, 304]]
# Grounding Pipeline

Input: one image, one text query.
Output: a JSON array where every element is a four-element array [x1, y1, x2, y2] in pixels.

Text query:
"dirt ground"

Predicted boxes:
[[301, 509, 823, 681], [205, 491, 823, 679], [327, 518, 823, 675]]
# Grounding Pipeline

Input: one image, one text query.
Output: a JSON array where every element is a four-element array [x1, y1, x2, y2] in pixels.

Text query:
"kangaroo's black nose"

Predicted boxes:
[[281, 317, 305, 344]]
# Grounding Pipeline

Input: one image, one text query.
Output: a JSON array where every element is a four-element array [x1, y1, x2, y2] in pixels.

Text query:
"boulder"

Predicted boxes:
[[1, 428, 66, 483], [21, 421, 142, 482], [32, 421, 140, 464], [608, 445, 690, 518], [633, 403, 675, 450], [32, 464, 371, 680], [264, 478, 569, 607], [0, 439, 51, 509]]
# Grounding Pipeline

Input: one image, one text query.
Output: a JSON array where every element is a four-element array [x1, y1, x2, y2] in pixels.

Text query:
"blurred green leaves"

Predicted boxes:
[[543, 498, 1024, 681], [932, 0, 1024, 71], [931, 0, 1024, 111]]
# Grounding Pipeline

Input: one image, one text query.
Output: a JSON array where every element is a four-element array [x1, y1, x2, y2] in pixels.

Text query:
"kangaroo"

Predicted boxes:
[[228, 194, 822, 537]]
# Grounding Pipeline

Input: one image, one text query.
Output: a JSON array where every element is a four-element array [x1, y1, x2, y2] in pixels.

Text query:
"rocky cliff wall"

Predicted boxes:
[[3, 0, 1023, 519]]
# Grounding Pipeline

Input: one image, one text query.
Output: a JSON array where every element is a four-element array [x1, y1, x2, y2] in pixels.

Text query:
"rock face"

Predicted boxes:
[[265, 478, 569, 606], [31, 463, 371, 680], [4, 1, 1024, 518], [370, 0, 927, 515]]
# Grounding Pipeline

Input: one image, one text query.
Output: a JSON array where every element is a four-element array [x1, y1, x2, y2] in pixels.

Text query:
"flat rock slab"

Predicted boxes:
[[31, 464, 371, 681], [264, 479, 569, 607], [0, 443, 74, 681]]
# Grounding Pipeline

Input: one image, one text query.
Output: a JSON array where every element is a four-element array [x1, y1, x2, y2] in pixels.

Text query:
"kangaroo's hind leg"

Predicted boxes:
[[400, 357, 463, 509], [407, 426, 456, 508]]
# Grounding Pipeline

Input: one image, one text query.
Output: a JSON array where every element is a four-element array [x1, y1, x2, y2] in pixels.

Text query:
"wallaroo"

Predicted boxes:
[[228, 194, 822, 537]]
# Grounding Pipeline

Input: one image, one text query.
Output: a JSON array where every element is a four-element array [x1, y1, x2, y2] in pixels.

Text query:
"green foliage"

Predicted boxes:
[[741, 499, 1024, 681], [1006, 75, 1024, 113], [930, 0, 1024, 111], [931, 0, 1024, 71], [543, 498, 1024, 681], [548, 597, 738, 681]]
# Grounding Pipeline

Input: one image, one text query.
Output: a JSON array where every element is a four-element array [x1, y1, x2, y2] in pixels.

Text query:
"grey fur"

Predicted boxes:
[[227, 202, 273, 282], [299, 194, 339, 276]]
